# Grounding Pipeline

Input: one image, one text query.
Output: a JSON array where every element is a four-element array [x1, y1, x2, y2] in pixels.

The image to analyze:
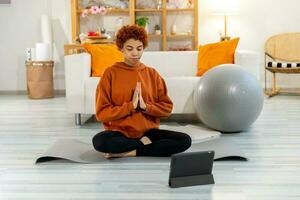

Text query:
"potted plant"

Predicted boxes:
[[154, 24, 161, 35], [136, 17, 149, 33]]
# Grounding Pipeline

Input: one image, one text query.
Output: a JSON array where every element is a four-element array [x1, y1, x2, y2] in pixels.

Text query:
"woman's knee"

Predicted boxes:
[[177, 133, 192, 152], [92, 131, 111, 152]]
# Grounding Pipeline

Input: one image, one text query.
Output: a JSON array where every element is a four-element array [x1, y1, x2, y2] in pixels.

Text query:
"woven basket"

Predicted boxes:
[[25, 61, 54, 99]]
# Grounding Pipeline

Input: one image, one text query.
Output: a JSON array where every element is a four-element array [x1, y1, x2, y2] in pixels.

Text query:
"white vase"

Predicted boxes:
[[171, 24, 177, 35], [155, 30, 161, 35], [115, 17, 124, 35], [145, 24, 149, 34]]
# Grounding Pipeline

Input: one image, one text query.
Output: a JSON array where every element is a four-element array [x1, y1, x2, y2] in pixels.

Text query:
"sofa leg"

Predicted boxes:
[[75, 113, 82, 126]]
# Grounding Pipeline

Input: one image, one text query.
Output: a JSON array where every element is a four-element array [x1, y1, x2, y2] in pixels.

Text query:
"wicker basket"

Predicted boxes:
[[26, 61, 54, 99]]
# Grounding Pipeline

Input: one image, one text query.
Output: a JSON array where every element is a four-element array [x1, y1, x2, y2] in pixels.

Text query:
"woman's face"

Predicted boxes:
[[121, 39, 144, 66]]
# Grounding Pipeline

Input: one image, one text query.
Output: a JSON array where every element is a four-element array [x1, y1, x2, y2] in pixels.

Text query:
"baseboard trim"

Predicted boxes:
[[1, 88, 299, 96], [0, 90, 66, 95]]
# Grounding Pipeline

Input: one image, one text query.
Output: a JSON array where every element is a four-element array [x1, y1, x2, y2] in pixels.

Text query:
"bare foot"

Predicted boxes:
[[140, 136, 152, 145], [103, 150, 136, 159]]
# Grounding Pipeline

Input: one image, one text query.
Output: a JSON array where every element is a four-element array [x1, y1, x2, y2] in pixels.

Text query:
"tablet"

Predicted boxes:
[[168, 151, 215, 188]]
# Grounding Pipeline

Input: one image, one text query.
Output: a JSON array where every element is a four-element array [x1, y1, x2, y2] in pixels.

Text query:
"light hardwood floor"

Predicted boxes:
[[0, 94, 300, 200]]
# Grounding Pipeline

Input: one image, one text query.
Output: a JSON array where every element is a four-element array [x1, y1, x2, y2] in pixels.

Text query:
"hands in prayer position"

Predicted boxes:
[[132, 81, 146, 110], [104, 83, 151, 159]]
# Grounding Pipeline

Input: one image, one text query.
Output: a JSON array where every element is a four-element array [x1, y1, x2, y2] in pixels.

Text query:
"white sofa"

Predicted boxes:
[[64, 50, 260, 125]]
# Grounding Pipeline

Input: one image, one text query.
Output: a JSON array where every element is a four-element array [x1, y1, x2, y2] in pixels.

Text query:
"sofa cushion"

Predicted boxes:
[[82, 44, 124, 77], [65, 49, 260, 116], [164, 77, 200, 113], [197, 38, 239, 76], [140, 51, 198, 77]]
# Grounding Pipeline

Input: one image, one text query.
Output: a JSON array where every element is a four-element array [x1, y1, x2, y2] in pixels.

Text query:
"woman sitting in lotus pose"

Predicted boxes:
[[92, 25, 191, 159]]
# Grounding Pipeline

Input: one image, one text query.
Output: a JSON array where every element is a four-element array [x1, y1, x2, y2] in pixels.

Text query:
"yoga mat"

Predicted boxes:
[[188, 139, 248, 161], [35, 125, 247, 164], [35, 124, 219, 164], [35, 138, 247, 164], [159, 124, 221, 143]]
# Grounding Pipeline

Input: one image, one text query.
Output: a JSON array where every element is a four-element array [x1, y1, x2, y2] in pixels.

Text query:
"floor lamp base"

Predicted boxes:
[[220, 35, 231, 41]]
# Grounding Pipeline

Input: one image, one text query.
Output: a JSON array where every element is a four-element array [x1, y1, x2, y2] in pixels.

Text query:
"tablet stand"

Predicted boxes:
[[169, 174, 214, 188]]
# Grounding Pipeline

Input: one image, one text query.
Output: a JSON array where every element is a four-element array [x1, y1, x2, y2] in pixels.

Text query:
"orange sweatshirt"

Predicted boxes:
[[95, 62, 173, 138]]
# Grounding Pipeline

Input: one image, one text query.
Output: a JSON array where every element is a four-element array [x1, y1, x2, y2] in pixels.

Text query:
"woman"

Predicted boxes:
[[92, 25, 192, 159]]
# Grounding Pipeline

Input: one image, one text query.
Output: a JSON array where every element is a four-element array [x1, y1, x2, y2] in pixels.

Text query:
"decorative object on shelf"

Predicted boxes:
[[136, 0, 157, 9], [171, 24, 177, 35], [156, 0, 162, 9], [188, 0, 193, 8], [154, 24, 161, 35], [85, 0, 98, 9], [100, 27, 106, 34], [78, 31, 112, 44], [115, 17, 124, 35], [79, 33, 87, 43], [98, 0, 129, 9], [70, 0, 198, 51], [167, 0, 191, 9], [80, 2, 108, 38], [169, 8, 179, 35], [211, 0, 239, 41], [75, 36, 81, 44], [81, 5, 107, 18], [136, 17, 149, 33], [118, 0, 128, 9], [170, 32, 191, 36]]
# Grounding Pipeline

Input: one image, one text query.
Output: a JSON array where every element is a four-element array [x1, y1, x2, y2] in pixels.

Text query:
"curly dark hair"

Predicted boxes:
[[116, 25, 148, 50]]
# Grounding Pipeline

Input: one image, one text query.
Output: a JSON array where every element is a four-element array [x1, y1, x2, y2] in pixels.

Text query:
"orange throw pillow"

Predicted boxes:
[[82, 44, 124, 77], [196, 38, 240, 76]]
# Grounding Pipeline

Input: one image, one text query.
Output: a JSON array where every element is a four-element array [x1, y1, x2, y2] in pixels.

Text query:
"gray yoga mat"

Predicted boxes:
[[35, 138, 247, 164], [35, 124, 221, 164]]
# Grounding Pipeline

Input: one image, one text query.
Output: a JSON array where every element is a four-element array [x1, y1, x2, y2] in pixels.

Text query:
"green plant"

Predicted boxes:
[[136, 17, 149, 27], [154, 24, 161, 30]]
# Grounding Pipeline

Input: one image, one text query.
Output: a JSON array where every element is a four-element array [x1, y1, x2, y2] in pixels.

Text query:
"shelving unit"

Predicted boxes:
[[77, 8, 130, 14], [70, 0, 198, 51]]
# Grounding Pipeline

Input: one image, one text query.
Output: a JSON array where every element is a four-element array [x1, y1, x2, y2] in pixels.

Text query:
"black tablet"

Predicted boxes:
[[168, 151, 215, 188]]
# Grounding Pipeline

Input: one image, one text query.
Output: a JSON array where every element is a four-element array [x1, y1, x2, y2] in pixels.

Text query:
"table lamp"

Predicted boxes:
[[211, 0, 239, 41]]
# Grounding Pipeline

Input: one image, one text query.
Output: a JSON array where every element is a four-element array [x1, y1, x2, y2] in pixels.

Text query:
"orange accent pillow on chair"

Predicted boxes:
[[82, 44, 124, 77], [196, 38, 240, 76]]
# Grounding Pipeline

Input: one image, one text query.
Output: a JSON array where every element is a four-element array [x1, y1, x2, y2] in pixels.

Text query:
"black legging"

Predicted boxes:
[[92, 128, 192, 157]]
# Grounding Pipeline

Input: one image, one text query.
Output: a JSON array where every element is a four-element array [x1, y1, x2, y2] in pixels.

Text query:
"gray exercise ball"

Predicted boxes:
[[194, 64, 264, 132]]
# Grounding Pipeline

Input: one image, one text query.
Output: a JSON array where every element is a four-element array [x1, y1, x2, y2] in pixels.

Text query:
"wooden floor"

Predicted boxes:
[[0, 95, 300, 200]]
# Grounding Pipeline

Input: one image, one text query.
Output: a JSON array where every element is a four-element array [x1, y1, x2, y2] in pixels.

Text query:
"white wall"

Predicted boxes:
[[1, 0, 300, 91], [199, 0, 300, 88], [0, 0, 71, 91], [49, 0, 71, 90]]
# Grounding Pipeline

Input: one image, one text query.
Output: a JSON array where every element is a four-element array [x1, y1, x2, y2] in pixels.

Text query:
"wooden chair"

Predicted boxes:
[[264, 33, 300, 97]]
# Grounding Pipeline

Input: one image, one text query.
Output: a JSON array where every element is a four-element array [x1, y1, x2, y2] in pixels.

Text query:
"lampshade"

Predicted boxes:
[[211, 0, 239, 15]]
